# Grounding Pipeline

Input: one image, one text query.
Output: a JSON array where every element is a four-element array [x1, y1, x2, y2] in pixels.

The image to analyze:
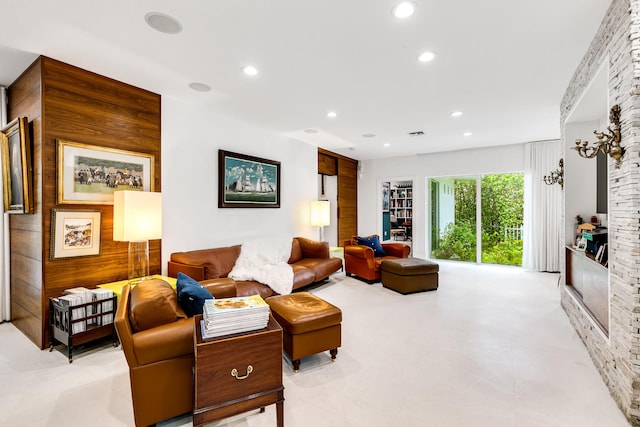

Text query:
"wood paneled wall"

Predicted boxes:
[[7, 57, 161, 348], [318, 148, 358, 245]]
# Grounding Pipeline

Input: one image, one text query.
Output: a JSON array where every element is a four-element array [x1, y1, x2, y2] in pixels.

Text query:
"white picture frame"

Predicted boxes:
[[576, 237, 587, 252]]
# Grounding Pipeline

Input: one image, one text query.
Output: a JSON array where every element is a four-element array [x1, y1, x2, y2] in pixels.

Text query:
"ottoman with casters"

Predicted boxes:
[[380, 258, 439, 294], [266, 292, 342, 373]]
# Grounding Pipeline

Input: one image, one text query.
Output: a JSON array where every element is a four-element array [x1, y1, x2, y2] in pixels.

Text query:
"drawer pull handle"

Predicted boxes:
[[231, 365, 253, 380]]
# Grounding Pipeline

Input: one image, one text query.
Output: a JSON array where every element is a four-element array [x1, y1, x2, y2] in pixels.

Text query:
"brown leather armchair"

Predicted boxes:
[[343, 235, 410, 282], [115, 278, 237, 427]]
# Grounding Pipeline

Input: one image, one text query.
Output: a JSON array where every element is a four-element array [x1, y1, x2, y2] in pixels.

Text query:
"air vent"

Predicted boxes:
[[408, 131, 424, 136]]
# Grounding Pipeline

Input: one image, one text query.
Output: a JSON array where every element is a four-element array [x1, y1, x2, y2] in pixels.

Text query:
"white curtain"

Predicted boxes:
[[0, 86, 8, 322], [522, 140, 562, 272]]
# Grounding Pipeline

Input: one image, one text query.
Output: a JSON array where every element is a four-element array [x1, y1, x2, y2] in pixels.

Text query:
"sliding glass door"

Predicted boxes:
[[480, 174, 524, 265], [430, 176, 476, 262], [429, 173, 524, 266]]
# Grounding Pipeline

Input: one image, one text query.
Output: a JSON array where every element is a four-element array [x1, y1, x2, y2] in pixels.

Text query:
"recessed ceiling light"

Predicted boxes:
[[451, 111, 463, 117], [145, 12, 182, 34], [393, 2, 415, 19], [327, 111, 337, 118], [188, 82, 211, 92], [304, 129, 319, 134], [362, 133, 376, 138], [384, 143, 391, 147], [463, 132, 472, 136], [242, 65, 258, 76], [418, 51, 436, 63]]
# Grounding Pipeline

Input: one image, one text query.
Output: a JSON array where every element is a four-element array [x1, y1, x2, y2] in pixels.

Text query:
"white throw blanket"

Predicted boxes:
[[229, 237, 295, 295]]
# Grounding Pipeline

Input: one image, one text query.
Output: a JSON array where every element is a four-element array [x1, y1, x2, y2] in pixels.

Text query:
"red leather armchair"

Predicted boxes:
[[343, 235, 410, 282]]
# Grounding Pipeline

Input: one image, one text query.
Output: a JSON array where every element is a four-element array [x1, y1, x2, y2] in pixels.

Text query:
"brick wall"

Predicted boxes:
[[560, 0, 640, 424]]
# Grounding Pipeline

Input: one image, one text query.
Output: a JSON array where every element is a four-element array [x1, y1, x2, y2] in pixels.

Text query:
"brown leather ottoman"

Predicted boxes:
[[380, 258, 439, 294], [266, 292, 341, 373]]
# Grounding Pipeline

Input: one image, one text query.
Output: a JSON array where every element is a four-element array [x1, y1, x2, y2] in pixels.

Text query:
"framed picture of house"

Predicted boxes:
[[218, 150, 280, 208], [56, 139, 154, 205], [1, 117, 33, 214], [50, 208, 102, 260]]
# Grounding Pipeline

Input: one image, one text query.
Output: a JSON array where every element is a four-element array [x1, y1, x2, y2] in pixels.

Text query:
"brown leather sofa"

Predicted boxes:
[[343, 235, 411, 282], [114, 278, 237, 427], [168, 237, 343, 298]]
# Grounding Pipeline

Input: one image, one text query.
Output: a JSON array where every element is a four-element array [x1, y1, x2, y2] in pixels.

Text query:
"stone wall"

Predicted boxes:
[[560, 0, 640, 424]]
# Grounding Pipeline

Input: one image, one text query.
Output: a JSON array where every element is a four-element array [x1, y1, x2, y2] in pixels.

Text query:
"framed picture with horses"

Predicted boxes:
[[56, 139, 154, 205]]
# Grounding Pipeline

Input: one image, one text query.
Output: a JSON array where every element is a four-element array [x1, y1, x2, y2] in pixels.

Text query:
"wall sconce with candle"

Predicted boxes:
[[573, 104, 623, 169], [543, 158, 564, 188]]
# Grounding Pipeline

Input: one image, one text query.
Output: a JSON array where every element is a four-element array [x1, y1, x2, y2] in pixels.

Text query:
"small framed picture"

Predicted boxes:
[[50, 209, 102, 260], [382, 182, 390, 212], [576, 237, 587, 252]]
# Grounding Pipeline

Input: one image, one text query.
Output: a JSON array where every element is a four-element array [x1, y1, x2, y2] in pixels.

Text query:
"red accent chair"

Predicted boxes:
[[343, 235, 410, 282]]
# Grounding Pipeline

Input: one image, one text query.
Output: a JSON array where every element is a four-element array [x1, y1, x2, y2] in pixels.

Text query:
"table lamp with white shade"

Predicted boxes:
[[113, 190, 162, 280], [310, 200, 330, 242]]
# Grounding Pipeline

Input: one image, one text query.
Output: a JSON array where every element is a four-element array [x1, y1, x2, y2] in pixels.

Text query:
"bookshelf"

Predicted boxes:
[[390, 184, 413, 221]]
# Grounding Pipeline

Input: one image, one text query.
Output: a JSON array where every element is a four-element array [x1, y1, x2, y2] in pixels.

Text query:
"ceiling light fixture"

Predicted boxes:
[[144, 12, 182, 34], [242, 65, 258, 76], [188, 82, 211, 92], [384, 143, 391, 147], [451, 111, 463, 117], [463, 132, 472, 136], [418, 51, 436, 63], [362, 133, 376, 138], [393, 2, 415, 19], [327, 111, 337, 118]]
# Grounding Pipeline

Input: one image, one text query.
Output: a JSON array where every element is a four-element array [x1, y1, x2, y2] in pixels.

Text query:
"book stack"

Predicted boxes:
[[89, 288, 115, 326], [201, 295, 270, 339], [55, 294, 87, 334]]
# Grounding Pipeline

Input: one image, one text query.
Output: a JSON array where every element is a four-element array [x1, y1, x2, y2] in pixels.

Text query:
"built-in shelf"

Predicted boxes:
[[565, 246, 609, 335]]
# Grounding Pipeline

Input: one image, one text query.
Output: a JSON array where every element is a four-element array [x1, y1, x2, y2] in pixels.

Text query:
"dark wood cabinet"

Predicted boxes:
[[193, 314, 284, 427]]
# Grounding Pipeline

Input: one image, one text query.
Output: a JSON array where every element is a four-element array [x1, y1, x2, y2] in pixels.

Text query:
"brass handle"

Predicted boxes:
[[231, 365, 253, 380]]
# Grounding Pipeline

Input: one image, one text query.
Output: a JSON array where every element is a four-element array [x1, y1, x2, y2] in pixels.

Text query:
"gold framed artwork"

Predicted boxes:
[[1, 117, 33, 214], [56, 139, 154, 205], [50, 209, 102, 260]]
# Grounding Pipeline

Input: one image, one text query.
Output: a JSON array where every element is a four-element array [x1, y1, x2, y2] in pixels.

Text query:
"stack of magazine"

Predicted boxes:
[[201, 295, 270, 339]]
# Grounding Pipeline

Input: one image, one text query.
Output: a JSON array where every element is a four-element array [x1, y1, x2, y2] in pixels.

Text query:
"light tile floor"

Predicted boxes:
[[0, 262, 631, 426]]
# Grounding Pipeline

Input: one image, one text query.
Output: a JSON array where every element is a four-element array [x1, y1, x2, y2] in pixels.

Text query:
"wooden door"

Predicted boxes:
[[318, 149, 357, 246]]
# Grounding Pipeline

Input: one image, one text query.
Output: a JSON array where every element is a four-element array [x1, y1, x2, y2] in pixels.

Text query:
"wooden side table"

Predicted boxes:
[[193, 314, 284, 427]]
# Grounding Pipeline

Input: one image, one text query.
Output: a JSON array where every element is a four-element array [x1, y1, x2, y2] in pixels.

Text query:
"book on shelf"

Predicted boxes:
[[201, 295, 270, 338]]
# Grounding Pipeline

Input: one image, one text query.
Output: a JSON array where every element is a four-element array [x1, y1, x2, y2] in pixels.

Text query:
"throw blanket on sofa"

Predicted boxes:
[[229, 237, 294, 295]]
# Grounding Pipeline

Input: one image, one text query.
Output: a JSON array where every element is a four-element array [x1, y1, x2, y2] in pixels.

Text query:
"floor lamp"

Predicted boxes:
[[310, 200, 330, 242], [113, 190, 162, 281]]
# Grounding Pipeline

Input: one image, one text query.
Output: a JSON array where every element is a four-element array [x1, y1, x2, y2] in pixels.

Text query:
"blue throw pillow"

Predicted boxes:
[[356, 235, 387, 257], [176, 272, 213, 317]]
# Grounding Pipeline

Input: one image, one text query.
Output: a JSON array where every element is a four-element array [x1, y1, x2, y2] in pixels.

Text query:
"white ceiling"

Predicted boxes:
[[0, 0, 610, 161]]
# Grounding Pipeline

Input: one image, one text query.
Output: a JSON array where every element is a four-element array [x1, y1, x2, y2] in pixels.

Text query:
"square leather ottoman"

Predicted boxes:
[[380, 258, 439, 294], [266, 292, 341, 372]]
